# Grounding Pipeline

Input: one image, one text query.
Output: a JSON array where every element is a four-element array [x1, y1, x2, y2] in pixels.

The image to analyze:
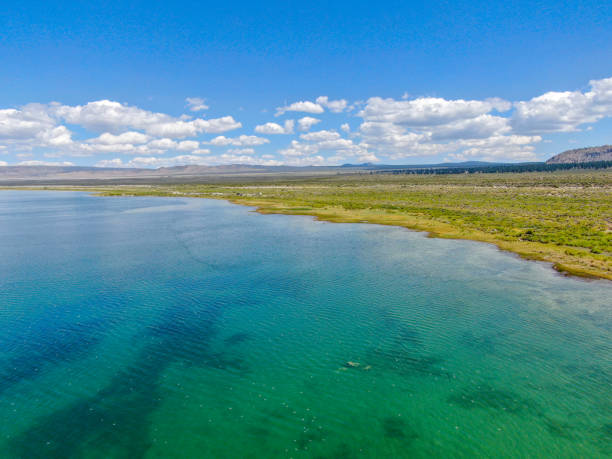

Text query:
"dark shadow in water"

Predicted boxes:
[[458, 317, 517, 356], [9, 298, 249, 458], [364, 321, 450, 380], [246, 425, 270, 438], [314, 442, 354, 459], [459, 330, 498, 355], [368, 347, 450, 380], [586, 422, 612, 455], [224, 332, 252, 345], [0, 320, 105, 396], [296, 420, 328, 451], [561, 363, 612, 389], [447, 384, 537, 415], [202, 352, 248, 372], [381, 417, 419, 445], [392, 326, 424, 349], [543, 417, 576, 440]]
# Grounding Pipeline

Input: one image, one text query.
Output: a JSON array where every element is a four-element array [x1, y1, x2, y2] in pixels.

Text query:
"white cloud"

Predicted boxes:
[[0, 104, 72, 148], [297, 117, 321, 131], [227, 148, 256, 155], [282, 130, 371, 163], [255, 119, 294, 134], [36, 125, 73, 146], [88, 131, 150, 145], [275, 100, 324, 116], [430, 114, 510, 140], [511, 77, 612, 133], [0, 161, 7, 166], [176, 140, 199, 151], [316, 96, 348, 113], [209, 135, 269, 146], [357, 94, 531, 160], [186, 97, 209, 111], [145, 116, 241, 138], [147, 138, 177, 149], [0, 105, 56, 140], [3, 76, 612, 165], [359, 96, 511, 127], [300, 130, 341, 142], [52, 100, 241, 138]]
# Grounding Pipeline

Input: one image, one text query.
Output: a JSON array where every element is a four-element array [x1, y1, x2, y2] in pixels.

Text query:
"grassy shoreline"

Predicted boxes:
[[3, 169, 611, 280]]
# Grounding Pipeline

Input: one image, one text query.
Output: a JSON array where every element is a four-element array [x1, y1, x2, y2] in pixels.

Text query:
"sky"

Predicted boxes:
[[1, 0, 611, 168]]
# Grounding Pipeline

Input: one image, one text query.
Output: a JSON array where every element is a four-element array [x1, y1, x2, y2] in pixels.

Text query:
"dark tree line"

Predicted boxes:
[[372, 161, 612, 175]]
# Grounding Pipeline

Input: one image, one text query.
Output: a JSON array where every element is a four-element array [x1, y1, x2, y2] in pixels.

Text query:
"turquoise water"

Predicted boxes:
[[0, 191, 611, 458]]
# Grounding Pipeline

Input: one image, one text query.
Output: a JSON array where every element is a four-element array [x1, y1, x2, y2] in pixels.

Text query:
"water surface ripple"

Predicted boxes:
[[0, 191, 611, 458]]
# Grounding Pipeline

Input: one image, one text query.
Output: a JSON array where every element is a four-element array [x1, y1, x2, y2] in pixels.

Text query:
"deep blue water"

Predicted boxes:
[[0, 190, 611, 458]]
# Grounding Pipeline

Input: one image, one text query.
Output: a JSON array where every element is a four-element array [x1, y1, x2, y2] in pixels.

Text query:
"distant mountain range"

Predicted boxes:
[[546, 145, 612, 164], [0, 152, 609, 185], [0, 161, 511, 184]]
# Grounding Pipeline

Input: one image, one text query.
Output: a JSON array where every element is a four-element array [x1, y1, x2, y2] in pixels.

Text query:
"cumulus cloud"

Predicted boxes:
[[299, 130, 341, 142], [0, 104, 72, 148], [176, 140, 199, 151], [275, 100, 324, 116], [186, 97, 209, 112], [297, 117, 321, 131], [147, 138, 177, 150], [88, 131, 150, 145], [357, 93, 535, 159], [359, 96, 510, 127], [511, 77, 612, 133], [0, 99, 244, 162], [316, 96, 348, 113], [4, 76, 612, 166], [209, 135, 269, 146], [255, 119, 294, 134], [52, 100, 240, 137], [227, 148, 256, 155], [281, 129, 372, 164]]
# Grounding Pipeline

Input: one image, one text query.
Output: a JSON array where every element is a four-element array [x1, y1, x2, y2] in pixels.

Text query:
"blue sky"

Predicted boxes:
[[1, 0, 611, 167]]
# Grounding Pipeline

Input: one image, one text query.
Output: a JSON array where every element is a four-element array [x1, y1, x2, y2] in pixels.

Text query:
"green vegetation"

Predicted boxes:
[[8, 168, 612, 280]]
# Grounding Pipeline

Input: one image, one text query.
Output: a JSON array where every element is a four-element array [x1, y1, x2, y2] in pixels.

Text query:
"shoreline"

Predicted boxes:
[[2, 186, 609, 281], [223, 197, 610, 281]]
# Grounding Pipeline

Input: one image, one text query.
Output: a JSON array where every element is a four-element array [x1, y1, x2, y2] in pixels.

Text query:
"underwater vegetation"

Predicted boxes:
[[0, 320, 106, 396], [381, 416, 419, 443], [9, 297, 250, 458], [447, 384, 538, 415]]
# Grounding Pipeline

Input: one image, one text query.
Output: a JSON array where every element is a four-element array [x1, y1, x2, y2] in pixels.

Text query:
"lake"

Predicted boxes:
[[0, 190, 610, 458]]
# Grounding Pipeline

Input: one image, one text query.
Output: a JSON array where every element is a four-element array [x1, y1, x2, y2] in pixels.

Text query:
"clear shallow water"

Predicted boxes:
[[0, 190, 611, 458]]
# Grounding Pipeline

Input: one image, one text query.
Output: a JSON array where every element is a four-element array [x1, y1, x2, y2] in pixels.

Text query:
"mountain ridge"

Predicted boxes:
[[546, 145, 612, 164]]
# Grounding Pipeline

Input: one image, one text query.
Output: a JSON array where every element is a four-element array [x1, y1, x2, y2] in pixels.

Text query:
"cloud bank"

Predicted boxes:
[[1, 77, 611, 167]]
